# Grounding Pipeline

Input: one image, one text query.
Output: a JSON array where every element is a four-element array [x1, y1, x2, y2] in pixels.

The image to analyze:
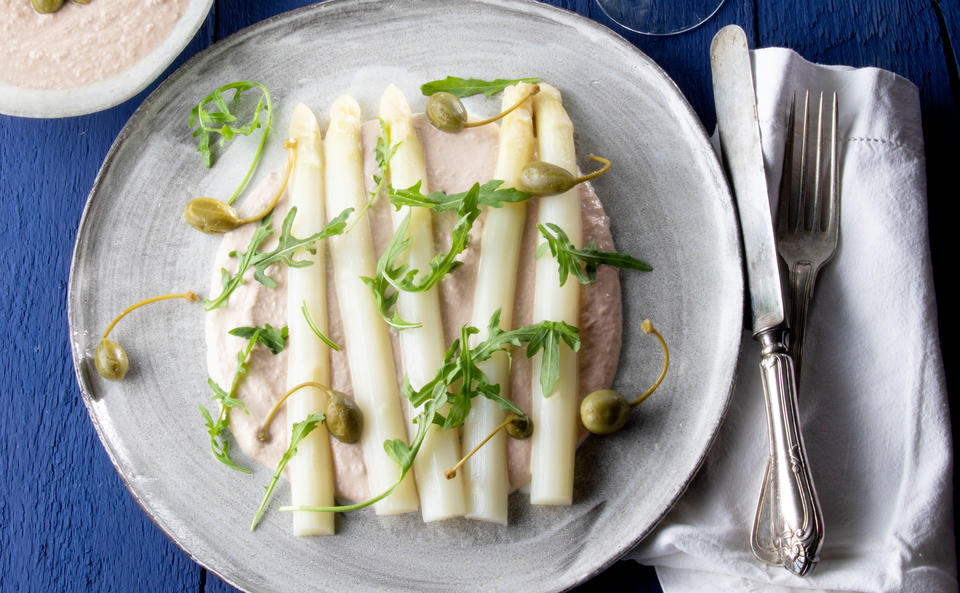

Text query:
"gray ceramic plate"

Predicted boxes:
[[68, 1, 743, 592]]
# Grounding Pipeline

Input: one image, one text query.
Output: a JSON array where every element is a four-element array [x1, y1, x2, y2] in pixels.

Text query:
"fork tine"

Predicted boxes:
[[776, 93, 798, 233], [797, 90, 810, 233], [825, 92, 839, 234], [810, 91, 826, 232]]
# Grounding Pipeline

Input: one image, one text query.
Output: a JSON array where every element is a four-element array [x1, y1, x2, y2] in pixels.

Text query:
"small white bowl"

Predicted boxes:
[[0, 0, 213, 119]]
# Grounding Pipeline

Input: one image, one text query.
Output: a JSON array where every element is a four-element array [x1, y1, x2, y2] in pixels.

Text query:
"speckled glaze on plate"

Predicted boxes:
[[68, 1, 743, 592]]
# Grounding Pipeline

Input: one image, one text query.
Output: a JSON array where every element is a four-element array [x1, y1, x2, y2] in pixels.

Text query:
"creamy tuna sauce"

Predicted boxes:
[[0, 0, 188, 90], [204, 115, 622, 503]]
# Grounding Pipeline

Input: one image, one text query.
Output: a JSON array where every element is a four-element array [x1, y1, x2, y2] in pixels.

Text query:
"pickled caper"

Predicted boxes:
[[505, 413, 533, 439], [580, 390, 631, 435], [517, 161, 577, 196], [325, 391, 363, 444], [425, 92, 469, 132], [425, 85, 540, 133], [517, 154, 611, 197], [184, 197, 244, 234], [94, 338, 129, 381], [31, 0, 64, 13]]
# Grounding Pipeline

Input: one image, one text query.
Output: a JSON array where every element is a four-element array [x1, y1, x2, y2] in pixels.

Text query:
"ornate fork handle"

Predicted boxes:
[[751, 329, 824, 576]]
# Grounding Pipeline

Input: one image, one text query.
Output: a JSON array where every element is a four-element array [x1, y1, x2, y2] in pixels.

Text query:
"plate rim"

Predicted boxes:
[[68, 1, 744, 590]]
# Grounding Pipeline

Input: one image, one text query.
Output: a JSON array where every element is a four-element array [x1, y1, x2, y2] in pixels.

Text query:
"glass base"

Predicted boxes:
[[596, 0, 725, 36]]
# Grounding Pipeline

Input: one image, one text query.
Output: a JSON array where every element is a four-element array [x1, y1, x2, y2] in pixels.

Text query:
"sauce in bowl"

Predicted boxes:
[[1, 0, 190, 90]]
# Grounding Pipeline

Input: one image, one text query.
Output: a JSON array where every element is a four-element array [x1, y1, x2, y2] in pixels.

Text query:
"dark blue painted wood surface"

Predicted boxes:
[[2, 1, 956, 592]]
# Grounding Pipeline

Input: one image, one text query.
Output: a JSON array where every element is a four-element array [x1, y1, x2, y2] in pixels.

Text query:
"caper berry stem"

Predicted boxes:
[[575, 154, 611, 184], [443, 413, 531, 479], [234, 137, 298, 225], [258, 380, 337, 442], [628, 319, 669, 407], [462, 84, 540, 129], [101, 291, 199, 341]]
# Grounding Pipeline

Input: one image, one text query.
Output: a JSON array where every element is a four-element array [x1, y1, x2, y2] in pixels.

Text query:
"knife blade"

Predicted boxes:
[[711, 26, 783, 335], [711, 24, 823, 577]]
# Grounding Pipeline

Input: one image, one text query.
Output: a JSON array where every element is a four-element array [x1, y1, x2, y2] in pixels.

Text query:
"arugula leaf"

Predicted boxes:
[[364, 184, 481, 328], [389, 179, 531, 212], [537, 222, 652, 286], [346, 118, 400, 233], [365, 181, 532, 328], [300, 301, 341, 351], [403, 311, 580, 432], [250, 412, 326, 531], [199, 398, 248, 473], [229, 323, 288, 355], [201, 330, 256, 472], [201, 324, 288, 472], [250, 206, 352, 288], [360, 225, 420, 330], [383, 437, 417, 469], [189, 81, 272, 205], [203, 207, 352, 311], [390, 183, 480, 292], [420, 76, 540, 98], [524, 321, 583, 396], [204, 214, 275, 311]]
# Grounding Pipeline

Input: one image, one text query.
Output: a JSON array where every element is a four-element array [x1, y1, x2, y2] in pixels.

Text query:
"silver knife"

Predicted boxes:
[[710, 24, 823, 576]]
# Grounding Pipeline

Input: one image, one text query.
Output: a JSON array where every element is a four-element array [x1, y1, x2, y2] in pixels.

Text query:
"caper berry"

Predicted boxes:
[[73, 0, 91, 4], [517, 154, 612, 197], [580, 389, 631, 435], [425, 92, 469, 132], [95, 338, 129, 381], [425, 85, 540, 133], [183, 197, 243, 234], [325, 391, 363, 444], [517, 161, 578, 196], [505, 413, 533, 439], [31, 0, 64, 13]]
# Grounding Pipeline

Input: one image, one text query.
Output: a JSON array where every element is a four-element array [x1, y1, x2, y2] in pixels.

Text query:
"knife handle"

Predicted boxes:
[[750, 330, 824, 576]]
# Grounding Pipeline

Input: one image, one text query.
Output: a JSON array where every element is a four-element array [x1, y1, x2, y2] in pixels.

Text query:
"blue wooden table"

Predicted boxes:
[[2, 1, 958, 591]]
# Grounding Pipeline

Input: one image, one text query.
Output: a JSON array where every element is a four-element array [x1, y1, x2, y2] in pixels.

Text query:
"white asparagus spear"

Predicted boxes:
[[379, 84, 466, 522], [462, 83, 537, 523], [285, 103, 336, 535], [324, 95, 419, 515], [529, 84, 581, 505]]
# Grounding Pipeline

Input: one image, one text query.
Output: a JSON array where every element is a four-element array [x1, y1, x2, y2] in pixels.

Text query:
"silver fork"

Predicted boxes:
[[751, 91, 836, 575], [776, 91, 840, 379]]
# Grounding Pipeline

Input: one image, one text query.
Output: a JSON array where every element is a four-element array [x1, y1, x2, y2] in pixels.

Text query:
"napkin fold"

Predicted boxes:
[[629, 48, 957, 593]]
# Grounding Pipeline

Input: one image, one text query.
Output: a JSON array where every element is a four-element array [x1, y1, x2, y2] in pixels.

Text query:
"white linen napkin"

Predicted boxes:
[[629, 47, 957, 593]]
